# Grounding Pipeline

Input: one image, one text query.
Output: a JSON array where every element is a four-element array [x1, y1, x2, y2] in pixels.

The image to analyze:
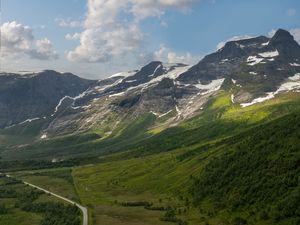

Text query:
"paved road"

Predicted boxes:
[[4, 174, 88, 225]]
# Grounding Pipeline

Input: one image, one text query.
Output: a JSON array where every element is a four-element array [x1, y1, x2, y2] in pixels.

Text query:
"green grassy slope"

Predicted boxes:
[[0, 113, 156, 161], [1, 92, 300, 162], [191, 110, 300, 225], [0, 119, 49, 149], [14, 167, 80, 202], [70, 109, 300, 225], [6, 92, 299, 225]]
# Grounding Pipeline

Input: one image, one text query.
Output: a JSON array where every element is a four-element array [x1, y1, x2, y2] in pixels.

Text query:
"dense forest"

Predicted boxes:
[[191, 112, 300, 224]]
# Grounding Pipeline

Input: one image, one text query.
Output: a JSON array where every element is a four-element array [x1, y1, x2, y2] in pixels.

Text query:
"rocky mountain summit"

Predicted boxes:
[[1, 29, 300, 137]]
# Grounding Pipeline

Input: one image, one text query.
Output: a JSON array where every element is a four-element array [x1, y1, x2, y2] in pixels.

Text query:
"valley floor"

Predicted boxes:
[[4, 92, 300, 225]]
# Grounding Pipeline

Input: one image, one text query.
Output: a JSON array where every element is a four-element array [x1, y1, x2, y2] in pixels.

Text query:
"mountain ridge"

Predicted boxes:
[[0, 28, 299, 146]]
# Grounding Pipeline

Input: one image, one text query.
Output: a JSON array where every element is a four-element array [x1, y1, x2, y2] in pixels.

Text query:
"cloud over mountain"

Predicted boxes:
[[1, 21, 58, 60], [66, 0, 201, 63]]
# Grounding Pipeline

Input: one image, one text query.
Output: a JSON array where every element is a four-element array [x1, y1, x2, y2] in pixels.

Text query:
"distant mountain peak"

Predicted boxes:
[[271, 29, 294, 42], [269, 29, 300, 60]]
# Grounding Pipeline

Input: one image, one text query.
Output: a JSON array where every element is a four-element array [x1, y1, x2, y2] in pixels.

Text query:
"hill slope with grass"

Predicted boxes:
[[10, 93, 300, 225], [2, 91, 300, 163], [0, 29, 300, 225], [70, 108, 300, 225]]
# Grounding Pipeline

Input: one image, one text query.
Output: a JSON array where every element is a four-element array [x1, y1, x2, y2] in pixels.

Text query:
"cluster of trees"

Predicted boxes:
[[0, 159, 79, 172], [13, 189, 81, 225], [0, 175, 81, 225], [21, 202, 80, 225], [118, 200, 189, 224], [0, 176, 20, 200], [0, 203, 7, 214], [160, 207, 188, 225], [190, 112, 300, 224], [120, 201, 151, 207]]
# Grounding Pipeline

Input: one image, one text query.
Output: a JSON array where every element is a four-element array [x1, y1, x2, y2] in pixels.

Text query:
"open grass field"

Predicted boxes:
[[3, 92, 300, 225], [14, 167, 80, 202], [0, 172, 82, 225], [72, 108, 300, 225], [72, 151, 208, 225], [0, 177, 48, 225]]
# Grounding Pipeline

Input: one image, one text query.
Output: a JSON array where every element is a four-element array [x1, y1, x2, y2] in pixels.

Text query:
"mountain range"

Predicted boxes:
[[0, 29, 299, 160], [1, 28, 300, 225]]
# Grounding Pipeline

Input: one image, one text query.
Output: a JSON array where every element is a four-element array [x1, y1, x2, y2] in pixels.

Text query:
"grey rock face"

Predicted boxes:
[[0, 70, 96, 128], [2, 29, 300, 136]]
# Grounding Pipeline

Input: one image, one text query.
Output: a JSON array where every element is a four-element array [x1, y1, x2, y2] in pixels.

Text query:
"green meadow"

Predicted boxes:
[[9, 92, 300, 225]]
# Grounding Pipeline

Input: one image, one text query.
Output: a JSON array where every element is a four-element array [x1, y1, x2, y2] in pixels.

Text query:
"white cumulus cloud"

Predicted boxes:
[[1, 21, 58, 60], [66, 0, 201, 63], [29, 38, 59, 60], [154, 45, 197, 64], [290, 28, 300, 44], [65, 33, 81, 40], [130, 0, 200, 20], [55, 18, 83, 28]]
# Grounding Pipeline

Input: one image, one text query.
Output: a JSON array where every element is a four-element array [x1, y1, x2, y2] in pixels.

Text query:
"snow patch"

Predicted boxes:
[[231, 94, 235, 104], [82, 105, 91, 109], [241, 73, 300, 107], [19, 117, 40, 125], [109, 92, 125, 98], [120, 65, 192, 93], [261, 41, 269, 46], [241, 93, 275, 107], [153, 64, 162, 76], [236, 43, 245, 49], [41, 134, 47, 139], [288, 73, 300, 81], [194, 78, 225, 95], [258, 50, 279, 58], [51, 96, 71, 116], [125, 79, 137, 83], [220, 59, 229, 64], [247, 56, 264, 66], [249, 72, 258, 75], [247, 50, 278, 66], [4, 117, 42, 129], [231, 79, 237, 84], [175, 105, 181, 116], [109, 71, 137, 78], [290, 63, 300, 67], [150, 111, 159, 116], [158, 110, 173, 118], [159, 65, 191, 80], [51, 77, 126, 116]]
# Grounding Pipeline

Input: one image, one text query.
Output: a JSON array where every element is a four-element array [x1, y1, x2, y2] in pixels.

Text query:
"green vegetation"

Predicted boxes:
[[191, 111, 300, 225], [0, 174, 81, 225], [0, 119, 49, 149], [14, 168, 80, 202], [1, 92, 300, 225], [2, 92, 300, 163], [70, 108, 300, 225]]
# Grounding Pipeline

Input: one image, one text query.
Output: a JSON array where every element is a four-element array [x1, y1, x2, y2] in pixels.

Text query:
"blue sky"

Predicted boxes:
[[1, 0, 300, 79]]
